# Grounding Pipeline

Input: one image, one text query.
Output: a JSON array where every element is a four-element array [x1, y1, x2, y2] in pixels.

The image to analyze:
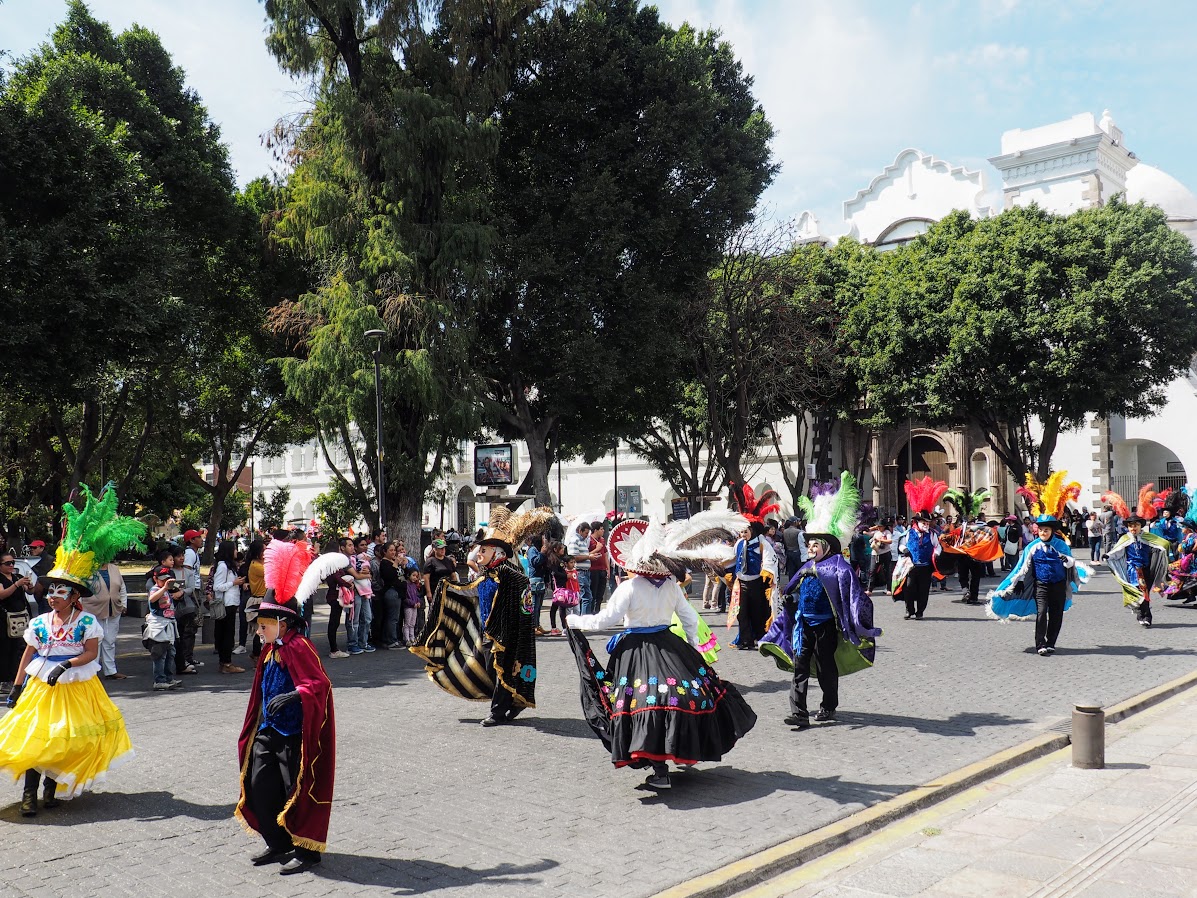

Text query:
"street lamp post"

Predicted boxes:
[[365, 329, 386, 534]]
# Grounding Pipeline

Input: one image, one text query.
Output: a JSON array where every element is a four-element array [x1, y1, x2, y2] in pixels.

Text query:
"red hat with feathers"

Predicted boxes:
[[729, 482, 780, 524], [905, 476, 948, 520]]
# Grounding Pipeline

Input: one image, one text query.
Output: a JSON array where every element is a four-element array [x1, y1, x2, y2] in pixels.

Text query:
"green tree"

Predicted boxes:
[[313, 481, 361, 537], [262, 0, 538, 541], [257, 486, 291, 532], [847, 200, 1197, 482], [480, 0, 777, 506]]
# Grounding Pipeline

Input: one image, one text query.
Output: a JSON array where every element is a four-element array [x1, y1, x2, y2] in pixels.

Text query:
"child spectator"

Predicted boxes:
[[549, 556, 579, 635], [403, 567, 422, 645], [143, 565, 181, 691]]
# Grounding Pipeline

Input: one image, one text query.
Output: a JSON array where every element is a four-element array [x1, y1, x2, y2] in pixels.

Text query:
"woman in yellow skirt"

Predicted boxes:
[[0, 484, 140, 816]]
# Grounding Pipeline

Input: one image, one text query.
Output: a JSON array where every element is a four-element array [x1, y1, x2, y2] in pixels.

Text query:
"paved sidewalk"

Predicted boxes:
[[751, 686, 1197, 898]]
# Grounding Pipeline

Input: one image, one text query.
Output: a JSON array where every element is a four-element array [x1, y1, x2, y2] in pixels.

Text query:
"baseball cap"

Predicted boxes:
[[29, 540, 45, 548], [183, 529, 201, 541], [432, 538, 447, 548]]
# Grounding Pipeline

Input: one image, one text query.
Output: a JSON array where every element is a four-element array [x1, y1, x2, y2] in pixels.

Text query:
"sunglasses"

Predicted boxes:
[[0, 561, 13, 566]]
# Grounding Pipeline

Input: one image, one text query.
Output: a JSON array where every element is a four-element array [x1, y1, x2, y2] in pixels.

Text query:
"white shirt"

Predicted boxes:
[[568, 576, 699, 646], [183, 547, 201, 593], [213, 560, 241, 606]]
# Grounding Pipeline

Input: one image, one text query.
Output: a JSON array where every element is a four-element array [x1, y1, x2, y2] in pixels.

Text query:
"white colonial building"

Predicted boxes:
[[244, 110, 1197, 533]]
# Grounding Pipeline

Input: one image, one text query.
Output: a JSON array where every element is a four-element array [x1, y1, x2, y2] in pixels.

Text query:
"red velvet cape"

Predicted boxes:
[[234, 632, 336, 852]]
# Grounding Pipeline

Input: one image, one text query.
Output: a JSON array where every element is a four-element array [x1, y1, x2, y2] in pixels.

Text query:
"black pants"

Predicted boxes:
[[1035, 579, 1067, 649], [237, 588, 250, 647], [737, 578, 769, 648], [904, 565, 933, 618], [175, 612, 198, 673], [326, 590, 343, 653], [24, 769, 56, 794], [247, 727, 320, 860], [214, 609, 236, 664], [589, 570, 608, 608], [870, 555, 893, 591], [490, 681, 519, 721], [789, 617, 839, 719], [967, 558, 987, 603], [1136, 576, 1154, 623]]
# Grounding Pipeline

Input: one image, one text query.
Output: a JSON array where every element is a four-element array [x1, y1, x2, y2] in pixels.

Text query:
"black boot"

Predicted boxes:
[[20, 789, 37, 817], [42, 780, 60, 809]]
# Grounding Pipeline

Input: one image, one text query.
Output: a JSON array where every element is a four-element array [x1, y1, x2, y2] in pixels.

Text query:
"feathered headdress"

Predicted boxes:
[[1100, 490, 1130, 519], [1183, 486, 1197, 527], [729, 482, 780, 524], [262, 538, 312, 616], [858, 501, 879, 527], [609, 511, 747, 579], [904, 475, 948, 518], [943, 487, 992, 520], [294, 552, 352, 612], [797, 471, 861, 554], [1137, 483, 1159, 521], [1039, 471, 1080, 519], [48, 483, 148, 597]]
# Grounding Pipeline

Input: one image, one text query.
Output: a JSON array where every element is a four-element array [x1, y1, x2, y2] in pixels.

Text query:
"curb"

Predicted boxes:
[[652, 666, 1197, 898]]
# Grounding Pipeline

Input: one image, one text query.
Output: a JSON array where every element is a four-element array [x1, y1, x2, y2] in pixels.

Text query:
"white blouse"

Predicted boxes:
[[213, 561, 241, 606], [568, 576, 699, 646], [23, 610, 103, 683]]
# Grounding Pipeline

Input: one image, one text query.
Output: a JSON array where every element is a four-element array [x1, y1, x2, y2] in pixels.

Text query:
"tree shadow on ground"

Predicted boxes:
[[1051, 644, 1197, 658], [831, 709, 1031, 736], [634, 766, 914, 811], [312, 854, 558, 894], [0, 790, 235, 826]]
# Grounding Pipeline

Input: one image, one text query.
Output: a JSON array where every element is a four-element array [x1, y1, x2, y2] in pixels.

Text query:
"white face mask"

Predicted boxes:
[[916, 521, 929, 533]]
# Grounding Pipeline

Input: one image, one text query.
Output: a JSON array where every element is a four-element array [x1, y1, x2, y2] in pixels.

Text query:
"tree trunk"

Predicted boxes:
[[525, 430, 554, 507], [204, 480, 227, 565], [388, 490, 424, 549]]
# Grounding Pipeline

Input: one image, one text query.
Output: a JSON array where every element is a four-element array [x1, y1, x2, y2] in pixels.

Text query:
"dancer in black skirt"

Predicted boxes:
[[566, 514, 756, 790]]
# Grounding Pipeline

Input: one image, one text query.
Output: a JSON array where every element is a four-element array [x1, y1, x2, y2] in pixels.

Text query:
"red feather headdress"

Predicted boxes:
[[1137, 484, 1159, 521], [729, 482, 780, 524], [264, 538, 312, 605], [1100, 490, 1130, 519], [905, 476, 948, 516]]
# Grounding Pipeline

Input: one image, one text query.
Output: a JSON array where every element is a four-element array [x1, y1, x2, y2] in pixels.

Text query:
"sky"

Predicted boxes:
[[4, 0, 1197, 229]]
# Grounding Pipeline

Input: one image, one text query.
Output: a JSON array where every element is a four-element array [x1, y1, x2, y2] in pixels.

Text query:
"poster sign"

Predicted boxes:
[[671, 498, 691, 520], [474, 443, 515, 486]]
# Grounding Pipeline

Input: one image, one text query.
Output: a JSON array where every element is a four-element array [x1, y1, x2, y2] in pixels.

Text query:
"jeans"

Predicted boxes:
[[577, 568, 596, 615], [589, 569, 608, 608], [98, 615, 120, 676], [175, 612, 198, 673], [345, 594, 363, 650], [151, 641, 176, 684], [529, 578, 546, 630], [1090, 537, 1102, 562], [354, 593, 374, 648]]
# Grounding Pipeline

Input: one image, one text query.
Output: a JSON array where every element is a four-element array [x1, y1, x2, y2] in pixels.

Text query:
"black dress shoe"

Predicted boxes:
[[815, 708, 836, 722], [252, 846, 293, 866], [279, 855, 320, 875], [783, 715, 810, 729]]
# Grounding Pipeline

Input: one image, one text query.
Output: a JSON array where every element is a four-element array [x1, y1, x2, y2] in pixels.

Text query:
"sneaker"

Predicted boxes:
[[643, 772, 671, 790], [179, 665, 198, 675], [386, 642, 403, 649], [903, 613, 913, 620], [329, 651, 350, 659], [153, 681, 172, 691], [1044, 646, 1055, 655], [1037, 647, 1050, 656], [363, 644, 376, 653], [348, 646, 364, 655], [814, 708, 836, 722], [232, 645, 247, 655], [167, 680, 183, 690], [1140, 619, 1152, 628], [189, 661, 205, 668]]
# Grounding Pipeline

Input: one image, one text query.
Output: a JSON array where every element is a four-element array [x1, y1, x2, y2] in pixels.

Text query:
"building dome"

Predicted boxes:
[[1125, 163, 1197, 221]]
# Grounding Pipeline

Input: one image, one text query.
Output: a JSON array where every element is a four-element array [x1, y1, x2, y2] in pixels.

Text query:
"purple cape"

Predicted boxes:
[[759, 554, 881, 672]]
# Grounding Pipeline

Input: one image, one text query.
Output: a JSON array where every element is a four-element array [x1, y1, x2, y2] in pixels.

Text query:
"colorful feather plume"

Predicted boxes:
[[798, 471, 862, 547], [1037, 471, 1081, 519], [730, 482, 781, 524], [1100, 490, 1130, 519], [858, 501, 879, 527], [1153, 488, 1173, 512], [1016, 485, 1041, 515], [1183, 486, 1197, 527], [1137, 484, 1159, 521], [1166, 489, 1189, 519], [294, 552, 351, 614], [943, 488, 992, 520], [808, 480, 840, 500], [59, 482, 148, 567], [904, 475, 948, 516], [264, 539, 311, 605]]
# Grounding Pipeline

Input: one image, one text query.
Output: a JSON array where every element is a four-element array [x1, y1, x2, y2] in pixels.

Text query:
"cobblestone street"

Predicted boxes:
[[4, 566, 1197, 898]]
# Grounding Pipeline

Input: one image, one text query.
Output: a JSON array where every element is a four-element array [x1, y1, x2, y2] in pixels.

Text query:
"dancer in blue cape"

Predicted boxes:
[[759, 472, 881, 727], [987, 511, 1091, 655]]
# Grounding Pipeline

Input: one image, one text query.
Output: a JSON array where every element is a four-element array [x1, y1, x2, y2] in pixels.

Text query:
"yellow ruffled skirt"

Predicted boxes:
[[0, 676, 133, 799]]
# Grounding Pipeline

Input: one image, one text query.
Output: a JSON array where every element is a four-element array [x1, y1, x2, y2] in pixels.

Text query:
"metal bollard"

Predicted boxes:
[[1072, 701, 1105, 769]]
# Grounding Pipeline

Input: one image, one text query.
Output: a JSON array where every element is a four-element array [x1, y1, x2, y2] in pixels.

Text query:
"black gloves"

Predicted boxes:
[[5, 682, 23, 708], [45, 662, 71, 686], [266, 691, 300, 716]]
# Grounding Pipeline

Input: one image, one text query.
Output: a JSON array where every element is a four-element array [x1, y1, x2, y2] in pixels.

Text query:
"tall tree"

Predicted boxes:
[[847, 200, 1197, 482], [262, 0, 538, 540], [480, 0, 777, 506]]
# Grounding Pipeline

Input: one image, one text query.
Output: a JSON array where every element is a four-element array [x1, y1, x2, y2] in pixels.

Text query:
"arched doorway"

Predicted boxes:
[[893, 434, 951, 516], [1111, 439, 1187, 497], [456, 486, 476, 534]]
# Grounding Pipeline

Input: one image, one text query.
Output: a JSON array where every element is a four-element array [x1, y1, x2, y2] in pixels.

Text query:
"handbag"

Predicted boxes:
[[6, 610, 29, 638], [211, 599, 227, 620]]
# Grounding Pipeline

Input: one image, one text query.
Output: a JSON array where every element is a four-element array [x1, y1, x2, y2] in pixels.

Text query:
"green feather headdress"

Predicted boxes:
[[942, 488, 992, 520], [48, 483, 148, 596], [797, 471, 862, 550]]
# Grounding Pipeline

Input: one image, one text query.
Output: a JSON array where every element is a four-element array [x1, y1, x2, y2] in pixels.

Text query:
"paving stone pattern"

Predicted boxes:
[[3, 566, 1197, 898]]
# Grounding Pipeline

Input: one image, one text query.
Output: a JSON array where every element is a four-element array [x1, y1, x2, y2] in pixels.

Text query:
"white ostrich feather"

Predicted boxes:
[[664, 510, 749, 551], [294, 552, 350, 613]]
